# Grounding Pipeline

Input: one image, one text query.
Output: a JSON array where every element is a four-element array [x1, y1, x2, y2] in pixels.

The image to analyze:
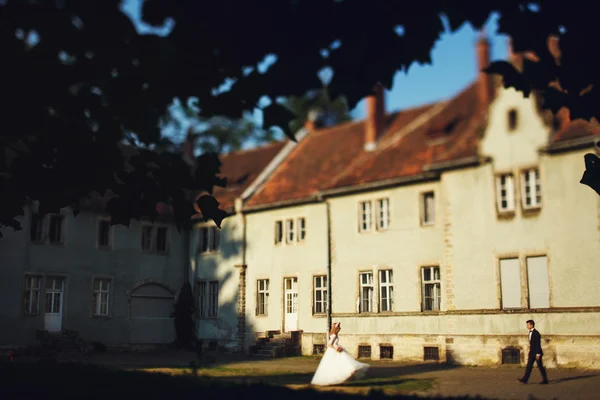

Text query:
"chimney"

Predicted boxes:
[[304, 109, 321, 132], [547, 35, 561, 63], [476, 32, 494, 112], [364, 83, 385, 151]]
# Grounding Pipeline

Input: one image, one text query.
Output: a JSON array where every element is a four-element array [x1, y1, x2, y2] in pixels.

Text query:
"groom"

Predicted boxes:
[[517, 319, 549, 385]]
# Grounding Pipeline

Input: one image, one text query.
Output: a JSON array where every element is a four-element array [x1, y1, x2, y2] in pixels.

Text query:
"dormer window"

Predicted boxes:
[[507, 109, 518, 132]]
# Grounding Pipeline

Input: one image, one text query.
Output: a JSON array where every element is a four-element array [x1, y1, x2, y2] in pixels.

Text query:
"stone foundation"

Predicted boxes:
[[300, 332, 600, 369]]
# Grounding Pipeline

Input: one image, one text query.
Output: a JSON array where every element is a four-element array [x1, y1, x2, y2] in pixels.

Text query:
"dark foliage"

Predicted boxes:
[[172, 282, 196, 349], [1, 0, 597, 238]]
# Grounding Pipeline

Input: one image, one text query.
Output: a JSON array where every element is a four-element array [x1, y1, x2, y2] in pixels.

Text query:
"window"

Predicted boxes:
[[421, 266, 441, 311], [359, 272, 374, 313], [197, 281, 206, 318], [98, 220, 112, 249], [495, 174, 515, 212], [507, 109, 518, 131], [198, 226, 219, 254], [313, 344, 326, 355], [526, 256, 550, 309], [48, 214, 64, 244], [358, 201, 373, 232], [23, 275, 41, 315], [256, 279, 269, 315], [298, 217, 306, 242], [424, 347, 440, 361], [92, 278, 111, 316], [285, 219, 295, 243], [208, 281, 219, 317], [421, 192, 435, 225], [358, 345, 372, 359], [521, 168, 542, 209], [379, 270, 394, 312], [274, 220, 283, 244], [141, 226, 154, 251], [156, 227, 168, 253], [197, 280, 218, 318], [380, 345, 394, 359], [499, 258, 521, 309], [30, 213, 65, 244], [141, 225, 169, 254], [502, 348, 521, 364], [376, 198, 390, 230], [313, 275, 327, 314], [30, 213, 44, 242]]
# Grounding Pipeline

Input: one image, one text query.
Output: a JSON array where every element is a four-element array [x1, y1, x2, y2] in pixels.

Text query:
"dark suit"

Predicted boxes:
[[521, 329, 549, 383]]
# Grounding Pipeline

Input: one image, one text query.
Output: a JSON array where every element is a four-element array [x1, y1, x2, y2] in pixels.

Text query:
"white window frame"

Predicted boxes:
[[313, 275, 327, 315], [495, 173, 515, 213], [376, 198, 390, 231], [359, 272, 374, 313], [421, 266, 441, 311], [421, 192, 435, 226], [92, 277, 112, 317], [23, 275, 42, 315], [198, 225, 220, 254], [297, 217, 306, 242], [285, 219, 295, 243], [274, 220, 283, 245], [141, 225, 154, 252], [358, 200, 373, 233], [256, 279, 269, 316], [379, 270, 394, 312], [521, 168, 542, 209]]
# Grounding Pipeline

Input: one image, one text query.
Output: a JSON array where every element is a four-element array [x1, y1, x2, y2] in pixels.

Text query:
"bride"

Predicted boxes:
[[311, 322, 370, 386]]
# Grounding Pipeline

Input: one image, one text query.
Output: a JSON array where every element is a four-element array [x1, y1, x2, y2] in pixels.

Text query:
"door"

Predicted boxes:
[[129, 284, 175, 343], [284, 277, 298, 332], [44, 277, 65, 332]]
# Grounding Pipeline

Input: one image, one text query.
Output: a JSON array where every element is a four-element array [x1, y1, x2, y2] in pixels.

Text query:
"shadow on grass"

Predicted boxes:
[[0, 363, 493, 400]]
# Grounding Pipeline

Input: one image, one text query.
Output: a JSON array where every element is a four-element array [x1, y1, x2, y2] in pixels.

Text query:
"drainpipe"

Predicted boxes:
[[319, 194, 333, 332]]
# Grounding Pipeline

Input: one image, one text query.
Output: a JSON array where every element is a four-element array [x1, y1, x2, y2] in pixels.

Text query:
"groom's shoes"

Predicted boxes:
[[517, 378, 527, 384]]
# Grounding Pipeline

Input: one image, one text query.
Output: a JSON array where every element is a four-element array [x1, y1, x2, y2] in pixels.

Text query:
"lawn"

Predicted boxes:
[[1, 360, 478, 400]]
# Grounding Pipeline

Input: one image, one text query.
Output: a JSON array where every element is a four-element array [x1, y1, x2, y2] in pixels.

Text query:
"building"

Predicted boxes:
[[234, 36, 600, 368], [0, 146, 190, 349]]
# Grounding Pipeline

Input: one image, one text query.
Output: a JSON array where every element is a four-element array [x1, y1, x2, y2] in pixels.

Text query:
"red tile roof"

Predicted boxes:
[[209, 141, 287, 212], [245, 83, 483, 207], [245, 81, 599, 209]]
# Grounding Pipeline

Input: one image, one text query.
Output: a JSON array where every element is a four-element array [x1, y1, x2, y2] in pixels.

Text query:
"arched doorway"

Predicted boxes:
[[129, 282, 175, 344]]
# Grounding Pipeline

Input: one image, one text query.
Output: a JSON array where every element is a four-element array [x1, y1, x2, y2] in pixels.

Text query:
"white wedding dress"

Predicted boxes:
[[311, 333, 370, 386]]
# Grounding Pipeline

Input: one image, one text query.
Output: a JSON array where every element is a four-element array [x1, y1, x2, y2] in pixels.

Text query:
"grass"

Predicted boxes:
[[137, 364, 436, 395]]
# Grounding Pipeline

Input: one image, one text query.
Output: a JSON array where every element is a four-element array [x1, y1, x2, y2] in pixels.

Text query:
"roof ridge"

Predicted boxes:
[[221, 140, 286, 158]]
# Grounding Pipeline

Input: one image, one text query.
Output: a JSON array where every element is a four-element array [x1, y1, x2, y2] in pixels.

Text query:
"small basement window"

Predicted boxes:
[[380, 345, 394, 360], [507, 109, 518, 131], [313, 344, 325, 355], [502, 348, 521, 364], [358, 345, 371, 359], [424, 346, 440, 361]]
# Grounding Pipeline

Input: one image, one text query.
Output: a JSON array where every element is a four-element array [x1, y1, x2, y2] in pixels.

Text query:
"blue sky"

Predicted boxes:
[[122, 1, 509, 146]]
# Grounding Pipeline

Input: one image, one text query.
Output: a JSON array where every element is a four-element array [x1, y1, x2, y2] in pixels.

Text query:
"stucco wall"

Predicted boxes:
[[193, 213, 244, 347], [244, 203, 329, 336], [0, 207, 185, 346]]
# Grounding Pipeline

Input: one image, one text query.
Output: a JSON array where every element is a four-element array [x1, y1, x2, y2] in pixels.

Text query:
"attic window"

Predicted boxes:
[[426, 117, 460, 139], [507, 109, 518, 131]]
